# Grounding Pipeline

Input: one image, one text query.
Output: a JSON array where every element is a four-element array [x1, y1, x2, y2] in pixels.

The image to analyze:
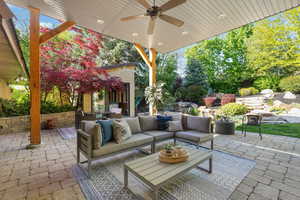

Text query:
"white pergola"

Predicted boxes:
[[1, 0, 300, 146]]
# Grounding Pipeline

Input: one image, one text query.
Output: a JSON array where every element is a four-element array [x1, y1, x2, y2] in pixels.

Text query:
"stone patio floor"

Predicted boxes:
[[0, 130, 300, 200]]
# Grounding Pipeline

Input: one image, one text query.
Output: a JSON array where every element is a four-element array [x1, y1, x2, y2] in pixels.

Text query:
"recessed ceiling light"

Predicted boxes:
[[158, 42, 163, 46], [218, 13, 226, 19], [132, 32, 139, 37], [182, 31, 188, 35], [97, 19, 104, 24]]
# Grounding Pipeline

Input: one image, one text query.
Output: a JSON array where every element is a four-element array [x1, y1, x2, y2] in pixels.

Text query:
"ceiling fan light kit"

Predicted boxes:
[[121, 0, 186, 35]]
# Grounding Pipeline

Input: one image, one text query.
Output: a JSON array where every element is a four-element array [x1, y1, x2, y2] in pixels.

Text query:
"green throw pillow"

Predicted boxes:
[[96, 120, 113, 145]]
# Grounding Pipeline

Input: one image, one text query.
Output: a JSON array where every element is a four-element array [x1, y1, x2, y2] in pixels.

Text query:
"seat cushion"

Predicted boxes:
[[143, 130, 174, 141], [139, 116, 158, 131], [176, 131, 213, 143], [186, 116, 211, 133], [92, 134, 154, 157], [123, 117, 142, 134]]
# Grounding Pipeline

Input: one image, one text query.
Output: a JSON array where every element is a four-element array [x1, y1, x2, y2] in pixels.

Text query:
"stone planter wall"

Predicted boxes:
[[0, 111, 75, 135]]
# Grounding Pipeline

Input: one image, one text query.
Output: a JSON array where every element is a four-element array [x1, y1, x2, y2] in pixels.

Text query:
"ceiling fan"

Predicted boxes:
[[121, 0, 186, 35]]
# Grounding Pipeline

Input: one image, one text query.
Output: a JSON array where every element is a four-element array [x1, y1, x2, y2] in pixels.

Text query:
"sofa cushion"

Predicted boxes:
[[139, 116, 158, 131], [81, 120, 102, 150], [97, 120, 113, 145], [156, 115, 172, 130], [168, 120, 183, 132], [176, 130, 213, 143], [143, 130, 174, 141], [123, 117, 142, 134], [112, 120, 132, 144], [92, 134, 153, 157], [187, 116, 211, 133]]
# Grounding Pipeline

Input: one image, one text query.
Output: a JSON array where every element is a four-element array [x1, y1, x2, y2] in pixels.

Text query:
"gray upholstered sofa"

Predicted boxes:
[[77, 113, 214, 176]]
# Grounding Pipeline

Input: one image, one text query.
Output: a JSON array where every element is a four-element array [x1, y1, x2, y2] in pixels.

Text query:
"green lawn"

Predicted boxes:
[[236, 123, 300, 138]]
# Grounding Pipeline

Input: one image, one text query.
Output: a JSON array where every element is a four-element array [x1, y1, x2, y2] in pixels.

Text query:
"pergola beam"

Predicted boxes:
[[134, 43, 157, 115], [39, 21, 75, 44], [28, 6, 75, 147]]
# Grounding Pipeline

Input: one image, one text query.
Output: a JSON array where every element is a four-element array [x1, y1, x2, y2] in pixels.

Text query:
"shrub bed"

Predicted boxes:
[[218, 103, 249, 117], [279, 75, 300, 94], [239, 87, 259, 96]]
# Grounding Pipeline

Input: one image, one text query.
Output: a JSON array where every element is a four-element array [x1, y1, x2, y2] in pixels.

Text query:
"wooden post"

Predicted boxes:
[[28, 6, 75, 147], [29, 7, 41, 146], [134, 43, 157, 115]]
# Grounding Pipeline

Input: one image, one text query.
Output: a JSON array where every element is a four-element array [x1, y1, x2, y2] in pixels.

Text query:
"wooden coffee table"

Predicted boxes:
[[124, 147, 213, 200]]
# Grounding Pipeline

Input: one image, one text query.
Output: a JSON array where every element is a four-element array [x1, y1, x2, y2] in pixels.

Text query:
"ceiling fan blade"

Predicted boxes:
[[120, 14, 146, 22], [135, 0, 152, 9], [159, 14, 184, 27], [0, 0, 14, 19], [159, 0, 186, 12], [147, 17, 156, 35]]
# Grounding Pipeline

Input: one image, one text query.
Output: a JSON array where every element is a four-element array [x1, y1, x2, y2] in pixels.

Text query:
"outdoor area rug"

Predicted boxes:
[[73, 143, 255, 200], [57, 127, 76, 139]]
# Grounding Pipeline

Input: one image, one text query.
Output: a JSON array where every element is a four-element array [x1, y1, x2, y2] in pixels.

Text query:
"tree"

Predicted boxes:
[[185, 25, 253, 93], [184, 58, 209, 88], [246, 7, 300, 89]]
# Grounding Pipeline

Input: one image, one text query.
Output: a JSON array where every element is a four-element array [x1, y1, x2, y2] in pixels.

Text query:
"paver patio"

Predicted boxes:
[[0, 130, 299, 200]]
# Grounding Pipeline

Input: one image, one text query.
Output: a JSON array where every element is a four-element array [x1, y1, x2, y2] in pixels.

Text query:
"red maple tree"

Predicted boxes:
[[40, 26, 123, 106]]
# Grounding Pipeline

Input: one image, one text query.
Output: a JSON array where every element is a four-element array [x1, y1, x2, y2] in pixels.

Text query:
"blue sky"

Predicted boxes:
[[9, 4, 60, 29]]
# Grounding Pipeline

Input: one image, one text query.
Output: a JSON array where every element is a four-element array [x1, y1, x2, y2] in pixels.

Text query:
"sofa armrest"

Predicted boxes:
[[77, 129, 92, 158]]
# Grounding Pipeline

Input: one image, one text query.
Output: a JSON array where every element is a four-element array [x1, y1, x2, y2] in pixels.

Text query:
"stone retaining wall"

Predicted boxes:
[[0, 111, 75, 135]]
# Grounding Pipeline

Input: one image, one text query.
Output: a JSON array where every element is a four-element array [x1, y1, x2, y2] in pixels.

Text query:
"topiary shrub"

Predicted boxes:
[[279, 75, 300, 94], [218, 103, 249, 117], [221, 94, 235, 106], [239, 87, 259, 96]]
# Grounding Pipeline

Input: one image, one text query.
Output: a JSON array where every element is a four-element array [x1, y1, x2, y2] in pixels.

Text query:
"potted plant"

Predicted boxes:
[[163, 144, 174, 156], [145, 82, 167, 114]]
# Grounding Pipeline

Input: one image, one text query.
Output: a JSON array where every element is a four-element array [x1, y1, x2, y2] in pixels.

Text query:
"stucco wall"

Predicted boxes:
[[0, 111, 75, 135], [0, 79, 11, 99], [108, 67, 135, 117]]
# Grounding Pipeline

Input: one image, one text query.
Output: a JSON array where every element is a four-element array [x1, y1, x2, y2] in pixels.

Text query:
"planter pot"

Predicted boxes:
[[221, 94, 236, 105], [203, 97, 217, 107], [215, 120, 235, 135]]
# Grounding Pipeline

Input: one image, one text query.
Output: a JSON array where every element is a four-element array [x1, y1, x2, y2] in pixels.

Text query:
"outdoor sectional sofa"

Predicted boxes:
[[77, 113, 214, 177]]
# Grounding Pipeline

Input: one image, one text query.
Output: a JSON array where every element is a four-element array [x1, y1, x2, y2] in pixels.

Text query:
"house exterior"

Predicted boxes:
[[0, 16, 27, 99], [83, 63, 136, 117]]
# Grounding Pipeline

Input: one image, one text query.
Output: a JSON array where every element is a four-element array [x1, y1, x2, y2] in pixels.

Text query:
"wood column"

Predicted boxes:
[[29, 7, 41, 145], [134, 43, 157, 115], [28, 6, 75, 146]]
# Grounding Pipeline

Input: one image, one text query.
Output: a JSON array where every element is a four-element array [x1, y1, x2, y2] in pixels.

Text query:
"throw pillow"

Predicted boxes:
[[81, 120, 102, 149], [164, 112, 182, 121], [168, 121, 183, 132], [96, 120, 113, 145], [187, 116, 211, 133], [124, 117, 142, 134], [139, 116, 158, 131], [112, 120, 132, 144], [156, 115, 172, 130]]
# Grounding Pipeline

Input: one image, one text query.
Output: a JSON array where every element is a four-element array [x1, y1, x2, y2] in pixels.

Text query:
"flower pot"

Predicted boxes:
[[203, 97, 217, 107]]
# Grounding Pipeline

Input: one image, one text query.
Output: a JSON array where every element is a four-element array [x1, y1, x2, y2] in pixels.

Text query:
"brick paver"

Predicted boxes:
[[0, 129, 300, 200]]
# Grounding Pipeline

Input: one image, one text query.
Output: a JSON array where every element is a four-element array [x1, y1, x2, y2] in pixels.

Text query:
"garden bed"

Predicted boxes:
[[0, 111, 75, 135]]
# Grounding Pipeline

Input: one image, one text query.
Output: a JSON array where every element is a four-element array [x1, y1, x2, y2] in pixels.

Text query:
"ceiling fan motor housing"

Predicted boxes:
[[147, 6, 160, 16]]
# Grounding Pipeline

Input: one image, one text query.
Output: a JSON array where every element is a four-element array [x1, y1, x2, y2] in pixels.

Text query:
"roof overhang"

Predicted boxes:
[[5, 0, 300, 53], [0, 16, 28, 81]]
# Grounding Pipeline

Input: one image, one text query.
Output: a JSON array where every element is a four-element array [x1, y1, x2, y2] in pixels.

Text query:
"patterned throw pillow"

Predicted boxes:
[[112, 120, 132, 144], [168, 121, 183, 132]]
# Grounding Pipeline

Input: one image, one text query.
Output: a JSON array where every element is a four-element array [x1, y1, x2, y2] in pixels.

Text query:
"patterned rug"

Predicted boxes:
[[57, 127, 76, 140], [73, 143, 255, 200]]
